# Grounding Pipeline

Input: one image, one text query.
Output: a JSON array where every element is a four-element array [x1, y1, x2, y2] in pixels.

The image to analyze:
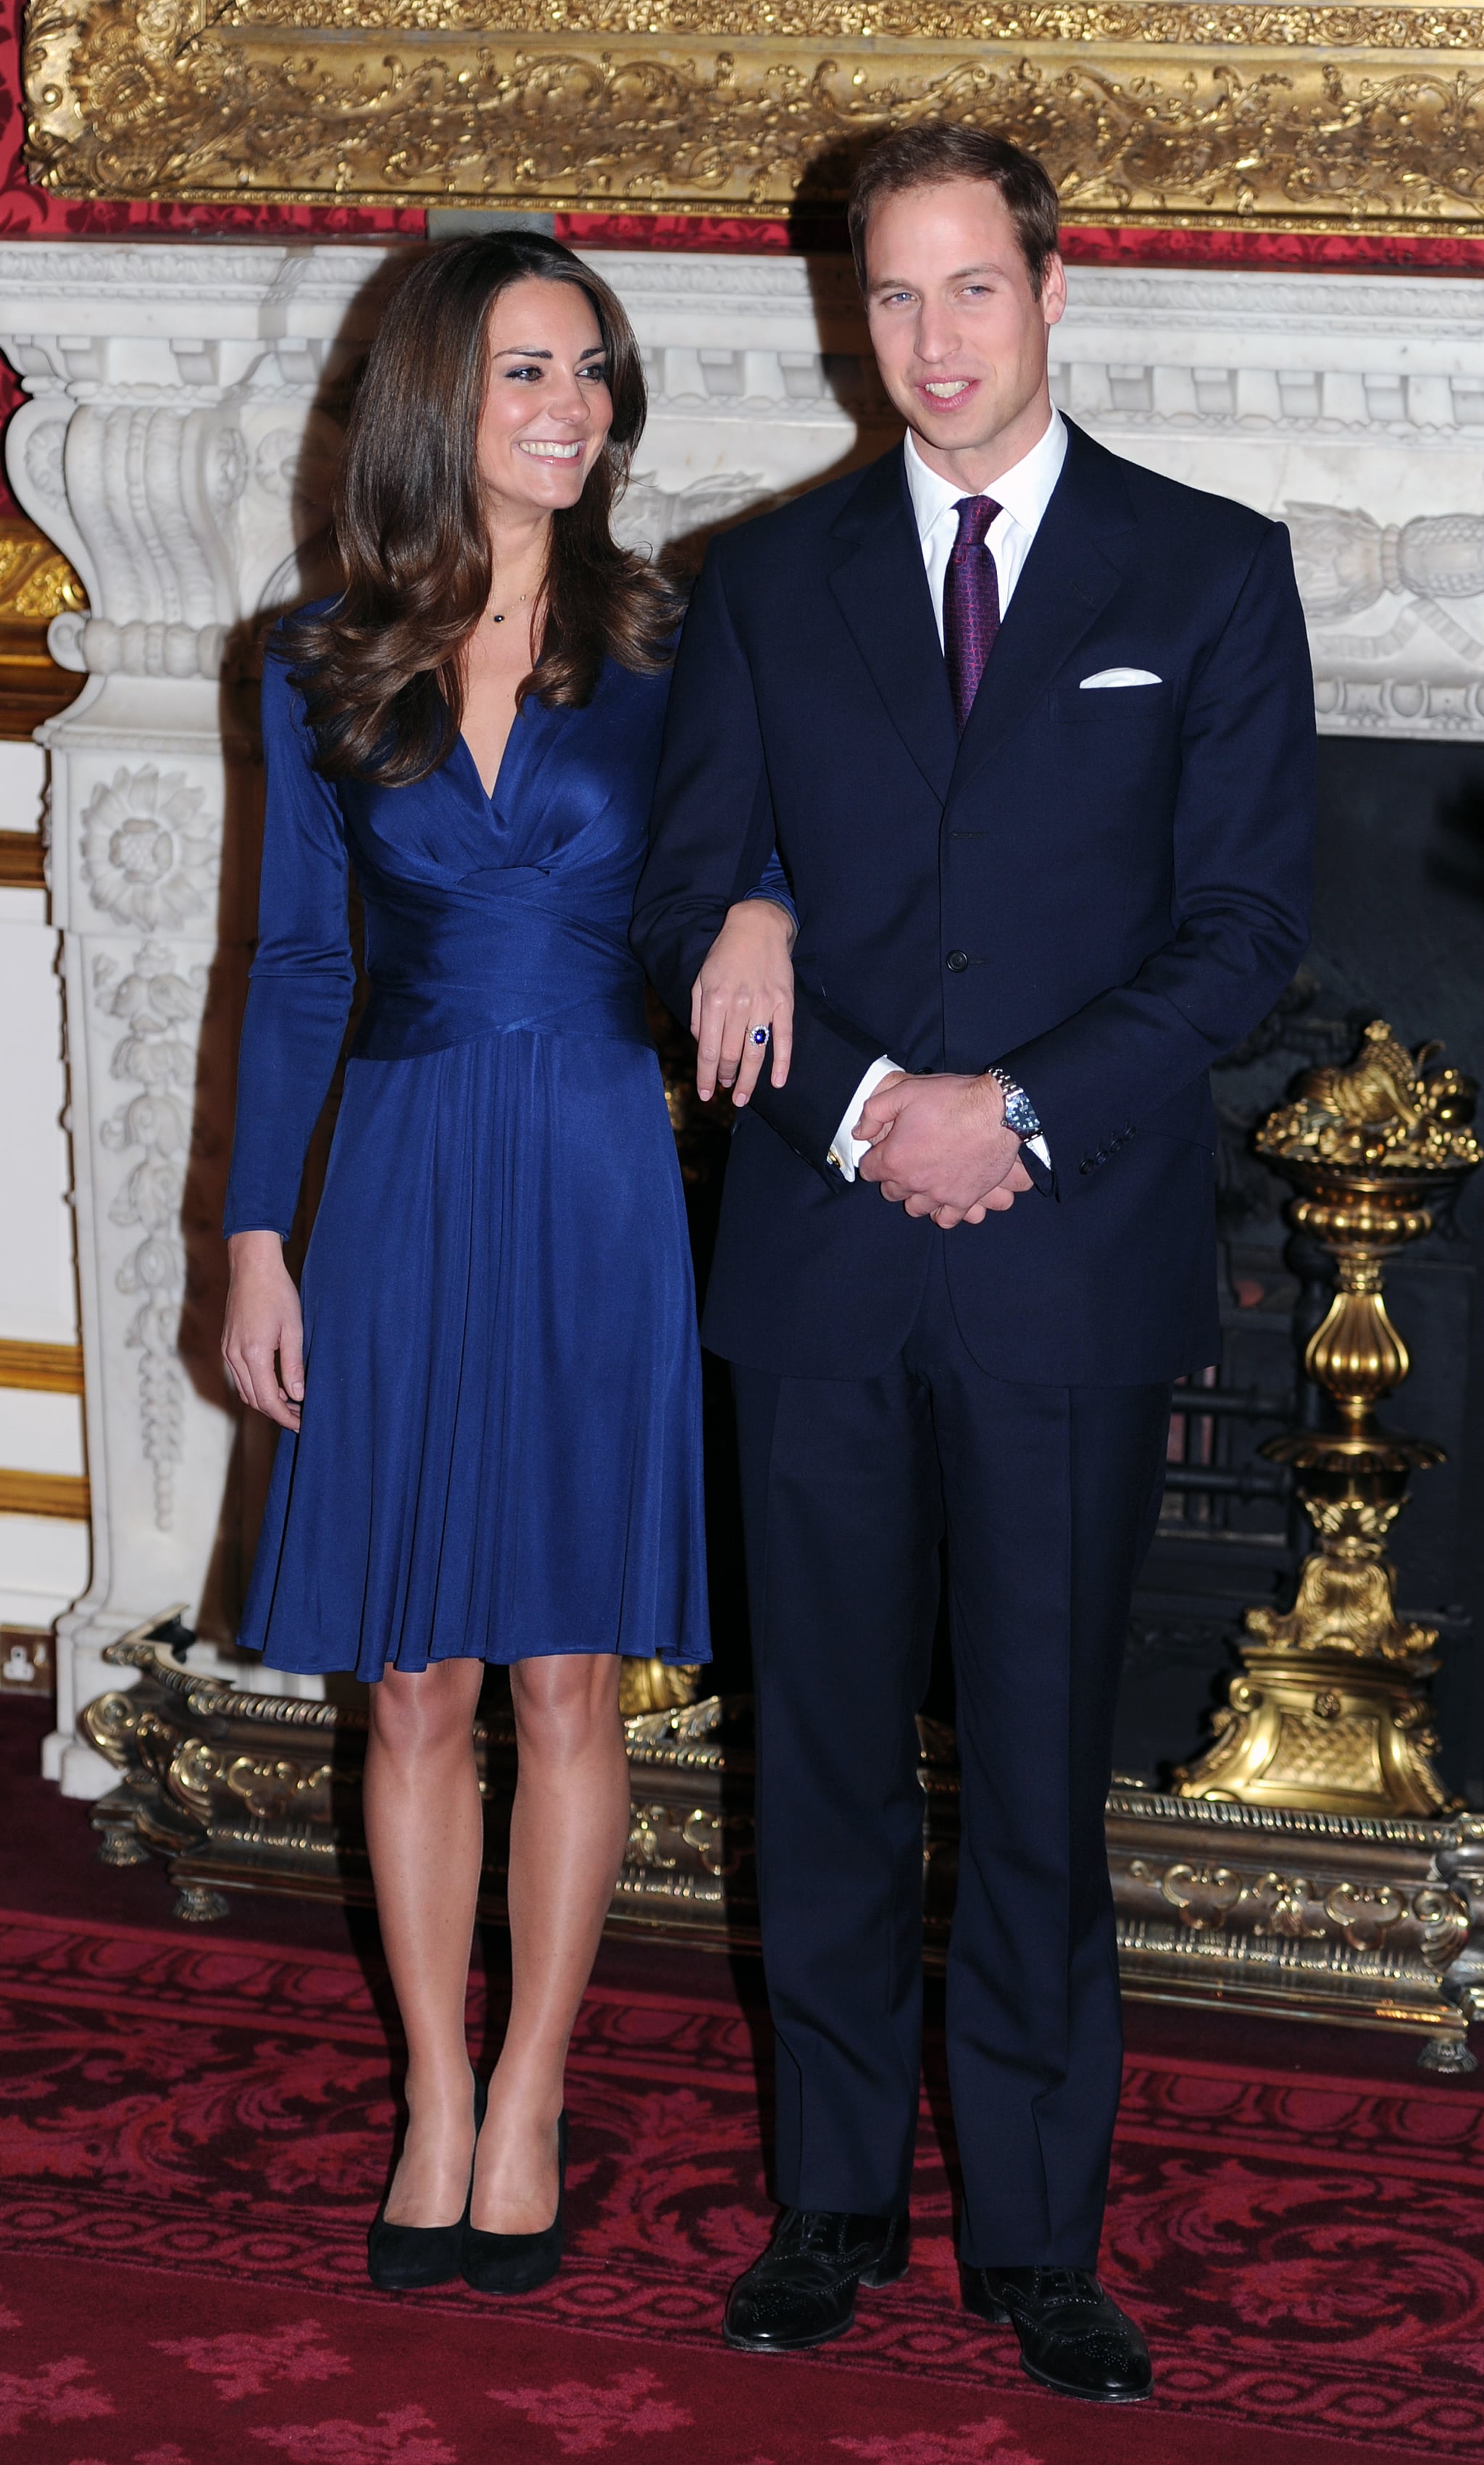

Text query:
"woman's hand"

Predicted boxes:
[[222, 1231, 305, 1430], [691, 898, 796, 1106]]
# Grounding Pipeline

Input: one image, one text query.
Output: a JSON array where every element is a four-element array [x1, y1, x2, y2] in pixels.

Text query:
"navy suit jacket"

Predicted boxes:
[[632, 417, 1314, 1385]]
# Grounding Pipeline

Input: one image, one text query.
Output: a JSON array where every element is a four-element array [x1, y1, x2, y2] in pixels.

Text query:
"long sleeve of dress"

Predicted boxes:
[[222, 648, 357, 1238], [741, 846, 798, 930]]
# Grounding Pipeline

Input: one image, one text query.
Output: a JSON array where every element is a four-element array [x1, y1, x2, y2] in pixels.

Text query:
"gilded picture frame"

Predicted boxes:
[[22, 0, 1484, 230]]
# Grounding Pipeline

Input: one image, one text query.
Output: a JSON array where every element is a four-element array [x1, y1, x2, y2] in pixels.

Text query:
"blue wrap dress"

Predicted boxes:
[[224, 633, 710, 1682]]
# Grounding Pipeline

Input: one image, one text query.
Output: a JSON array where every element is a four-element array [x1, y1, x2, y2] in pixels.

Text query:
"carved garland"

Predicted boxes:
[[84, 763, 221, 1538], [22, 0, 1484, 227]]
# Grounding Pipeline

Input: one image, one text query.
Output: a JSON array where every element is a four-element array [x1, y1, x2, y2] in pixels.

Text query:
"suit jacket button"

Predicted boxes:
[[946, 948, 969, 972], [1079, 1159, 1093, 1175]]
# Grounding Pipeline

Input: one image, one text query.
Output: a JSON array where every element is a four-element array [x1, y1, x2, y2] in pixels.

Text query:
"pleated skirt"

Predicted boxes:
[[239, 1029, 711, 1681]]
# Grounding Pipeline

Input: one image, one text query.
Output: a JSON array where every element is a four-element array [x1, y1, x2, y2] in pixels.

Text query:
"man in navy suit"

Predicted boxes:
[[633, 123, 1313, 2401]]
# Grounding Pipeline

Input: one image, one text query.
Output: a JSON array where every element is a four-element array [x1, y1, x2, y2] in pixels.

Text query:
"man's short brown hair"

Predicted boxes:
[[848, 125, 1061, 300]]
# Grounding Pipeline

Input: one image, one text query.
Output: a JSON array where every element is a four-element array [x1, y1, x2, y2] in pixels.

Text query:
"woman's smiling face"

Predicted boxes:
[[475, 277, 614, 519]]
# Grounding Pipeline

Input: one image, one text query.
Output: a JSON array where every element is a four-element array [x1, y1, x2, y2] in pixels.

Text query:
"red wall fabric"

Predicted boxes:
[[559, 212, 1484, 274], [1062, 223, 1484, 272]]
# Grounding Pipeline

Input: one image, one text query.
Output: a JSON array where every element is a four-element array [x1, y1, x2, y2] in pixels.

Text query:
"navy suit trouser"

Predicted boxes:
[[730, 1240, 1170, 2269]]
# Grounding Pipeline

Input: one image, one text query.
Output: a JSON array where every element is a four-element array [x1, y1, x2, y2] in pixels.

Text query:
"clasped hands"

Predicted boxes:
[[854, 1071, 1033, 1227], [691, 904, 1030, 1224]]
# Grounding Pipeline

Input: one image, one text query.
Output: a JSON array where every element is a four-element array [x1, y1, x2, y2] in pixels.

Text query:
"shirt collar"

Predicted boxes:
[[903, 406, 1067, 544]]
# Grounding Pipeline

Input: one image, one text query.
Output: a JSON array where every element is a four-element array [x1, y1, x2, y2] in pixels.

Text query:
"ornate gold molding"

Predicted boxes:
[[0, 517, 86, 885], [0, 836, 46, 887], [1177, 1022, 1480, 1823], [0, 1340, 84, 1395], [22, 0, 1484, 228], [78, 1626, 1484, 2061], [0, 522, 80, 623], [0, 516, 86, 741], [0, 1468, 91, 1519]]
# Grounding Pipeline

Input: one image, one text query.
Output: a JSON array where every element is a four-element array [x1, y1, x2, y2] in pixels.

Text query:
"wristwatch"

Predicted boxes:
[[987, 1066, 1041, 1144]]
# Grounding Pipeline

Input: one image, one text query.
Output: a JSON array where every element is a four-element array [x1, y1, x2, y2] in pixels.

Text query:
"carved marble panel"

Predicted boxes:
[[1048, 268, 1484, 735]]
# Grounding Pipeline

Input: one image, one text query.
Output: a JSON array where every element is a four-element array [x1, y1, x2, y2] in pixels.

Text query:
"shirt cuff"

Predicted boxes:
[[828, 1063, 1051, 1184], [828, 1055, 901, 1181]]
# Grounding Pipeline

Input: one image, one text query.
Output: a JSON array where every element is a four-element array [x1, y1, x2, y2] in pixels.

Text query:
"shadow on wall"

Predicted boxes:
[[622, 186, 895, 580]]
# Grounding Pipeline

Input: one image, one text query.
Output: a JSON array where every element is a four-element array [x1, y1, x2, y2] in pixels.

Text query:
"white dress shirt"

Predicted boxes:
[[828, 409, 1067, 1181]]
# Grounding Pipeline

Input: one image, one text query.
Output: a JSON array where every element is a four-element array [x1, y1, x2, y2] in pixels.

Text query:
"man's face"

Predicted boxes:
[[863, 179, 1066, 482]]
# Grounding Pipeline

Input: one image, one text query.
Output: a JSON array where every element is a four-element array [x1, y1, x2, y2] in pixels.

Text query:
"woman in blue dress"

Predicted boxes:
[[221, 234, 796, 2298]]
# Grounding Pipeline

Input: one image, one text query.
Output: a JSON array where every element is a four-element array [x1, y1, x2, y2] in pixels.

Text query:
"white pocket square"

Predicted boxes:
[[1080, 667, 1162, 688]]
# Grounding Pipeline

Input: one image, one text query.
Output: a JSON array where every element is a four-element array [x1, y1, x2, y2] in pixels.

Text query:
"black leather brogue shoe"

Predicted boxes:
[[962, 2265, 1153, 2403], [725, 2209, 911, 2353]]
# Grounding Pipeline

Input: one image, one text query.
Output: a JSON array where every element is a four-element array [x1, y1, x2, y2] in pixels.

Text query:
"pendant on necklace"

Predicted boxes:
[[491, 612, 504, 624]]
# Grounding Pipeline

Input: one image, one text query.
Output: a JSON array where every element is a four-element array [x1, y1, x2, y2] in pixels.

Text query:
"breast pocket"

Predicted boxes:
[[1048, 681, 1174, 725]]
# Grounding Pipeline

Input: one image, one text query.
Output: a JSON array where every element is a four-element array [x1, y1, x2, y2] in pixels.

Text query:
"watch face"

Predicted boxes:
[[1006, 1093, 1040, 1138]]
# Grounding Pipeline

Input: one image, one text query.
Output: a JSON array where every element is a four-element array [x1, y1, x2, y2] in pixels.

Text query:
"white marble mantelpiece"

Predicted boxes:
[[0, 243, 400, 1792], [0, 240, 1479, 1793]]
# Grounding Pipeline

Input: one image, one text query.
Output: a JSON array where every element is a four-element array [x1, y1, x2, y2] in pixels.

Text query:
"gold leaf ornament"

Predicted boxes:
[[25, 0, 1484, 222], [1259, 1019, 1482, 1174]]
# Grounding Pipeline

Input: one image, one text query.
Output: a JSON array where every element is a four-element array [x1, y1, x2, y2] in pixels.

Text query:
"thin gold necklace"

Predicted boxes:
[[489, 590, 530, 627]]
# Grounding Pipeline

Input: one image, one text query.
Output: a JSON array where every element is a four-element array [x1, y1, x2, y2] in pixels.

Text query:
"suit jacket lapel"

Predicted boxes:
[[828, 447, 959, 804], [951, 419, 1134, 797]]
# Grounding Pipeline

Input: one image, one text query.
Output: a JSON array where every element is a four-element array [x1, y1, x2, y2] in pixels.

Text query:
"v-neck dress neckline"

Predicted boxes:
[[459, 706, 522, 809]]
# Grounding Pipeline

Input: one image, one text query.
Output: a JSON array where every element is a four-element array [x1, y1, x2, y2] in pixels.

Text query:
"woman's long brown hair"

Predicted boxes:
[[284, 233, 678, 785]]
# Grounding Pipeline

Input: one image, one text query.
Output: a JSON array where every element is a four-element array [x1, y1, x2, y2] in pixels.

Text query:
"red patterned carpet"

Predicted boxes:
[[1, 1907, 1481, 2465]]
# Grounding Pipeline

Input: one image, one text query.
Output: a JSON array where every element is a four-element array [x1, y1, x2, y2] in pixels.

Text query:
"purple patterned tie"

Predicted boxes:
[[943, 495, 1002, 734]]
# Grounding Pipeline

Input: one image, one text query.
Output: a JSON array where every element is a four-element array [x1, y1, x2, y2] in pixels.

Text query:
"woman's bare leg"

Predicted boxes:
[[364, 1655, 485, 2226], [471, 1652, 630, 2232]]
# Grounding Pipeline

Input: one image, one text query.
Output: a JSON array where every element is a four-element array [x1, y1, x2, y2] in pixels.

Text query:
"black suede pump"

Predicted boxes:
[[367, 2076, 486, 2292], [462, 2111, 566, 2295]]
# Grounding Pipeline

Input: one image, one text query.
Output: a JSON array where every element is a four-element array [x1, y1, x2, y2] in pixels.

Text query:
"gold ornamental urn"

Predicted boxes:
[[1177, 1022, 1480, 1819]]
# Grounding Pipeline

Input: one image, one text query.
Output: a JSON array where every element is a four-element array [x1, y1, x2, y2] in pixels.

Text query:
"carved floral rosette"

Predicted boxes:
[[22, 0, 1484, 230]]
